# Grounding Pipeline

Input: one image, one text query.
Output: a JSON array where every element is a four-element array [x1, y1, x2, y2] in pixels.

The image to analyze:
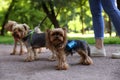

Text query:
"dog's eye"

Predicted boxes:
[[51, 33, 56, 36], [57, 33, 63, 36], [58, 33, 63, 36], [52, 33, 63, 36], [18, 29, 22, 32]]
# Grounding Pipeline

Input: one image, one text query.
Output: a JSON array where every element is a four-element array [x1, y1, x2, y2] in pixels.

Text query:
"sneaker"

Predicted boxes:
[[91, 47, 106, 57], [112, 53, 120, 59]]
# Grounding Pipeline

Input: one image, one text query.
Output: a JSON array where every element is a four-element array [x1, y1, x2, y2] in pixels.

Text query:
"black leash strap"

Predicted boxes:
[[36, 15, 48, 28]]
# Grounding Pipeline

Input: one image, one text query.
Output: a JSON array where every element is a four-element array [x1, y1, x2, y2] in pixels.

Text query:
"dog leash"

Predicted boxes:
[[22, 15, 47, 43], [36, 16, 48, 28], [22, 30, 34, 43], [36, 8, 60, 28], [27, 16, 47, 43], [29, 31, 34, 43]]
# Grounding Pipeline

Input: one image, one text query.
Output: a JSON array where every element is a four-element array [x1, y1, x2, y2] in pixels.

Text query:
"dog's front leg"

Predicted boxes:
[[33, 49, 39, 60], [25, 47, 35, 62], [49, 49, 57, 61], [78, 50, 93, 65], [11, 40, 17, 55], [19, 41, 24, 55], [56, 51, 69, 70]]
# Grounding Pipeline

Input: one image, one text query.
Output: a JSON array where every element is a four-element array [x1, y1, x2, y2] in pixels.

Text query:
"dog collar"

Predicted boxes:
[[22, 30, 34, 42]]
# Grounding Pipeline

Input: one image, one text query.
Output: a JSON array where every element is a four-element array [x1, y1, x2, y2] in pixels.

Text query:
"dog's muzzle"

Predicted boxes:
[[13, 32, 20, 39]]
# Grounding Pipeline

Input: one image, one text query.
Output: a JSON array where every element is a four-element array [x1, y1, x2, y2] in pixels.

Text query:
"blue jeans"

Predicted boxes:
[[89, 0, 120, 39]]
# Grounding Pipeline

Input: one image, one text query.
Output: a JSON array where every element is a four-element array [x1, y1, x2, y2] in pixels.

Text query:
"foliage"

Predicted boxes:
[[0, 0, 51, 31], [0, 0, 92, 33]]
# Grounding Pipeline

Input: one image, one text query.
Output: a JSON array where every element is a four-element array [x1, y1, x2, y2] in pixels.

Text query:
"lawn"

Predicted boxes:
[[0, 35, 14, 44], [68, 33, 120, 44], [0, 33, 120, 44]]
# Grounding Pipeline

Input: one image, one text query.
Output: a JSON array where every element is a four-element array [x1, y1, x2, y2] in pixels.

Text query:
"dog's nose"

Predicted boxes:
[[14, 33, 17, 36], [55, 35, 59, 38], [13, 31, 17, 34]]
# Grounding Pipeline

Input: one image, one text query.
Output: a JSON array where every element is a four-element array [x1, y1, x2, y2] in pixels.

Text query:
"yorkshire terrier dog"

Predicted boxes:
[[65, 40, 90, 56], [65, 40, 93, 65], [46, 28, 93, 70], [12, 24, 46, 62], [4, 20, 27, 55]]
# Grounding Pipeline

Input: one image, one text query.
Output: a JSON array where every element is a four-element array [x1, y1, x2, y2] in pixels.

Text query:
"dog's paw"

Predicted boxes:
[[34, 56, 39, 61], [56, 63, 69, 70], [48, 56, 57, 61], [56, 66, 68, 70], [19, 52, 24, 55], [25, 56, 34, 62], [10, 52, 16, 55], [19, 50, 25, 55], [80, 57, 93, 65]]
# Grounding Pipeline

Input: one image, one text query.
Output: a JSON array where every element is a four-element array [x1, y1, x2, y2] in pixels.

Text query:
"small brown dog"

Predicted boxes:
[[4, 20, 27, 55], [12, 23, 46, 62], [46, 28, 93, 70]]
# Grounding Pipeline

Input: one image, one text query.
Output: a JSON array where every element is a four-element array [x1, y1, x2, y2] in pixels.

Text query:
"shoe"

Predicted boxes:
[[112, 53, 120, 59], [91, 47, 106, 57]]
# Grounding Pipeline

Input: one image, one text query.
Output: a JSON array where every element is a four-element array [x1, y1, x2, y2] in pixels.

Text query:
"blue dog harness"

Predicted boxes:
[[66, 40, 77, 51]]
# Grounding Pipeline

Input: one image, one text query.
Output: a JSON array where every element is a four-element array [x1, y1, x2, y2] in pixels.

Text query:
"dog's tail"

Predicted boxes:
[[87, 45, 91, 56]]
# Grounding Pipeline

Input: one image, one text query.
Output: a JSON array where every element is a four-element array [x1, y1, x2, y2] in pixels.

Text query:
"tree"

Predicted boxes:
[[1, 0, 16, 35], [41, 0, 60, 28], [79, 0, 87, 34], [0, 0, 92, 35]]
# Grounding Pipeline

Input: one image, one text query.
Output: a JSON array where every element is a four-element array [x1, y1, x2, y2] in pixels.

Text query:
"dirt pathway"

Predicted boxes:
[[0, 44, 120, 80]]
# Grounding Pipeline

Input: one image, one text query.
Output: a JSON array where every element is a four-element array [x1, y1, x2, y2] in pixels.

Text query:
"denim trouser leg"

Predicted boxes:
[[89, 0, 104, 39], [101, 0, 120, 36], [89, 0, 120, 38]]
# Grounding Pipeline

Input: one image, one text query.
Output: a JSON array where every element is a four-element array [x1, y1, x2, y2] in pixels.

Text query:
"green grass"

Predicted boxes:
[[68, 37, 120, 44], [67, 33, 120, 44], [0, 33, 120, 44], [0, 35, 14, 44]]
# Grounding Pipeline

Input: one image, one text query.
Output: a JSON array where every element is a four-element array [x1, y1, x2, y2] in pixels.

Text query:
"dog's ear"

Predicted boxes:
[[62, 27, 67, 31], [4, 20, 17, 31], [46, 29, 50, 33], [62, 27, 67, 45], [45, 29, 51, 48], [46, 29, 51, 41], [62, 27, 67, 37], [23, 24, 29, 31]]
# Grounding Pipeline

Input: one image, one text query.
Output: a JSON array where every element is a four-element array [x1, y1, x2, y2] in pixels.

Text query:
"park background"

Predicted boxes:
[[0, 0, 120, 44]]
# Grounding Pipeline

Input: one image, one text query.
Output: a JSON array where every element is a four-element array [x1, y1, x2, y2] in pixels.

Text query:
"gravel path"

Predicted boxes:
[[0, 44, 120, 80]]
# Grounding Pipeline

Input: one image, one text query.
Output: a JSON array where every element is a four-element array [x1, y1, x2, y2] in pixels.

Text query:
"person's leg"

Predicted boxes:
[[101, 0, 120, 35], [101, 0, 120, 58], [89, 0, 106, 56]]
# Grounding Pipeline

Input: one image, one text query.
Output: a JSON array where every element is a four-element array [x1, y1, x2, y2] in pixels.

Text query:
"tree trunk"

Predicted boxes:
[[80, 7, 85, 34], [41, 0, 59, 28], [80, 1, 87, 34], [0, 0, 16, 36]]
